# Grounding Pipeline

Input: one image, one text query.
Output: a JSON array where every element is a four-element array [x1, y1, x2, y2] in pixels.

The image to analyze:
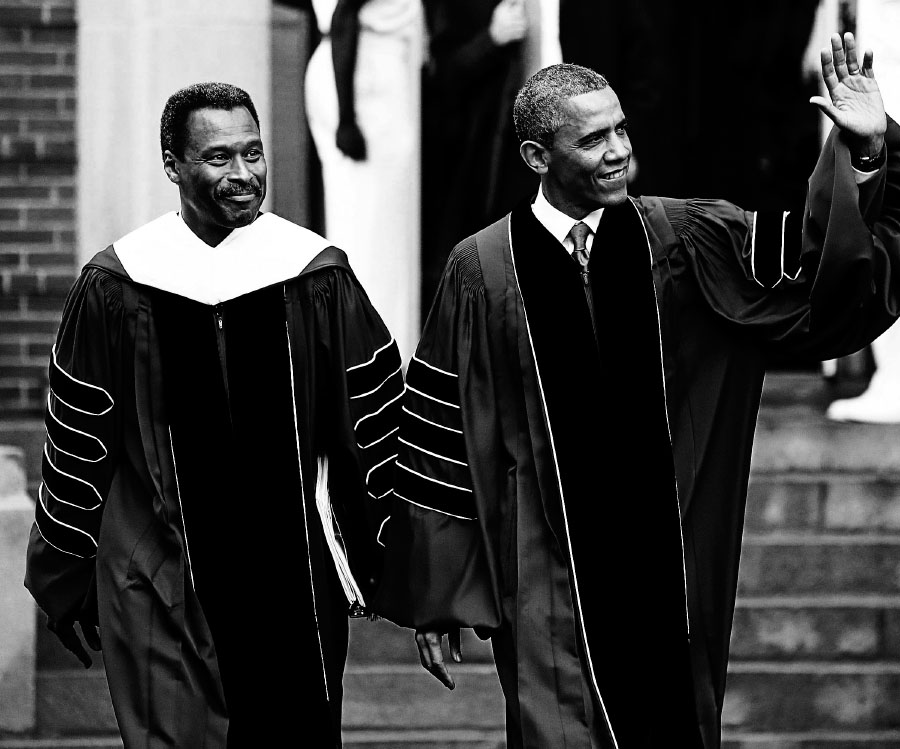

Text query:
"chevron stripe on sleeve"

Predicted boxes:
[[750, 209, 803, 288], [36, 345, 114, 559], [395, 354, 476, 520], [347, 338, 405, 501]]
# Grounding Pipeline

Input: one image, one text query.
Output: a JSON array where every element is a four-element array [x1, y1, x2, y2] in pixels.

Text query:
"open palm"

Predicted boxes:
[[810, 32, 887, 147]]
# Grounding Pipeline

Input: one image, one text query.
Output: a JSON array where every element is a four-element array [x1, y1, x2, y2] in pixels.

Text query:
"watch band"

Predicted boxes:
[[851, 144, 887, 172]]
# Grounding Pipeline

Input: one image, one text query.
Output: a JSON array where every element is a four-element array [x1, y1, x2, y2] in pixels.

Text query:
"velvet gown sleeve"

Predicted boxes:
[[24, 267, 125, 629], [373, 245, 501, 631], [304, 263, 405, 603], [665, 117, 900, 359]]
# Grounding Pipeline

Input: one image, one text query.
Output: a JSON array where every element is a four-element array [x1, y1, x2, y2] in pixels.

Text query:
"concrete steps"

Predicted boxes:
[[721, 373, 900, 747], [19, 619, 506, 746], [722, 734, 900, 749], [343, 621, 503, 735], [0, 733, 507, 748], [0, 741, 123, 749]]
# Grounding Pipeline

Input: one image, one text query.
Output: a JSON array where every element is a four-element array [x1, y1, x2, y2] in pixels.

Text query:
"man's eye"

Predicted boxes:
[[206, 155, 229, 165], [245, 150, 263, 162]]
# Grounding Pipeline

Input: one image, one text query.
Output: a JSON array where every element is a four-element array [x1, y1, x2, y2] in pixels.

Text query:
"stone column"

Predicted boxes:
[[76, 0, 273, 266], [271, 3, 316, 229], [0, 445, 36, 733]]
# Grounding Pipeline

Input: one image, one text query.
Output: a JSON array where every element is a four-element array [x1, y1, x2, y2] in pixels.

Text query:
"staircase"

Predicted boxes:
[[3, 614, 506, 749], [342, 621, 504, 748], [722, 372, 900, 748], [2, 372, 899, 748]]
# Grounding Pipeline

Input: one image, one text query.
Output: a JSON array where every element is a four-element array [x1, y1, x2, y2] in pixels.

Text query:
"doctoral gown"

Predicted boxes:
[[25, 212, 404, 748], [375, 121, 900, 748]]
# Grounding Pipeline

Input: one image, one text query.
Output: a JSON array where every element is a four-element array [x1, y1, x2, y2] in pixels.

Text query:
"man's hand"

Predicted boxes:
[[489, 0, 527, 47], [336, 120, 367, 161], [810, 32, 887, 157], [48, 618, 101, 669], [415, 627, 461, 690]]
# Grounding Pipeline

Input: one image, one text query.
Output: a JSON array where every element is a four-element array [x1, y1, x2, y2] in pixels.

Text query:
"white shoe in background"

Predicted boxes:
[[827, 321, 900, 423], [827, 387, 900, 423]]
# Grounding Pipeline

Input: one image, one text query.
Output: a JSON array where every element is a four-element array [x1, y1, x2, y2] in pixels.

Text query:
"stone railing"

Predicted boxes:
[[0, 444, 35, 734]]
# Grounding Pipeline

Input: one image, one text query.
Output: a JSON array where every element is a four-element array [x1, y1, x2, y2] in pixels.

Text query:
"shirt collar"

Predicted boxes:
[[531, 185, 604, 247]]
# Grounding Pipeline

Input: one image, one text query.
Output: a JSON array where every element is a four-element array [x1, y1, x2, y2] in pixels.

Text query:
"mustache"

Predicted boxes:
[[217, 184, 261, 198]]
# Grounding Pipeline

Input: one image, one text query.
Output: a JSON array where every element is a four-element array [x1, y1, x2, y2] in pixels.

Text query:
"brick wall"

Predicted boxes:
[[0, 0, 76, 418]]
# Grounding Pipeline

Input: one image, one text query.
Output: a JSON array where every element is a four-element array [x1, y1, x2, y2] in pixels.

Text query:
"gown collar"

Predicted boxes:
[[113, 211, 332, 305]]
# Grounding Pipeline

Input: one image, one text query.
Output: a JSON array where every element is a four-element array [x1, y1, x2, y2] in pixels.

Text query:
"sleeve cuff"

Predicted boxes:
[[853, 164, 882, 184]]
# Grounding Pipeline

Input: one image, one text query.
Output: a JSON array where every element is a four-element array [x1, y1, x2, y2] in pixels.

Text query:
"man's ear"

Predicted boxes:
[[163, 150, 181, 185], [519, 140, 551, 176]]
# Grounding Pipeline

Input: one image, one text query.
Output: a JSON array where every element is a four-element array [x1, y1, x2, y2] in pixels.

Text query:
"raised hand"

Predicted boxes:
[[810, 32, 886, 156], [489, 0, 527, 47]]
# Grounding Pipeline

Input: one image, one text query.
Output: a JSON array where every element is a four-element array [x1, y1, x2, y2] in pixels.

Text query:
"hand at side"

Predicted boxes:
[[415, 627, 462, 690], [337, 119, 367, 161], [48, 618, 101, 669]]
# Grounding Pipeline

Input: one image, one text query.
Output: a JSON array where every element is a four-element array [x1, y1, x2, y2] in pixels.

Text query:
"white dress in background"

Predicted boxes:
[[305, 0, 424, 363]]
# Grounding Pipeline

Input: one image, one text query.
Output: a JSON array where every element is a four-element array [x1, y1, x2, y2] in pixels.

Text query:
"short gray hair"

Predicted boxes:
[[513, 63, 608, 148]]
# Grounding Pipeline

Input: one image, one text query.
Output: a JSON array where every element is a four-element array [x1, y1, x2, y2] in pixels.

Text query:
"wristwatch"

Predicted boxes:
[[851, 145, 887, 172]]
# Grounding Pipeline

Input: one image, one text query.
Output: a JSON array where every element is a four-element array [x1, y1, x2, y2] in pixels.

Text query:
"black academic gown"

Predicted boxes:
[[375, 120, 900, 748], [25, 213, 403, 748]]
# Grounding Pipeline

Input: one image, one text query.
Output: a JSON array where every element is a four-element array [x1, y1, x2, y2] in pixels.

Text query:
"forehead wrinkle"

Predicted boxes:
[[562, 89, 622, 123], [184, 108, 260, 154]]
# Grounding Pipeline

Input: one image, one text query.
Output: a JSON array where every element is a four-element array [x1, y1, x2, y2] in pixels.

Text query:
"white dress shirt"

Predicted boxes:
[[530, 186, 604, 255]]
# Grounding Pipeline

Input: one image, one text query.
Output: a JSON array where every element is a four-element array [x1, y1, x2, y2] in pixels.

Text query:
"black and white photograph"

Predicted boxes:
[[0, 0, 899, 747]]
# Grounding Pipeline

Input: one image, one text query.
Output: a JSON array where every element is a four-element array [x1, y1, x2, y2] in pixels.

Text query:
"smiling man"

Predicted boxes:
[[24, 82, 403, 747], [166, 104, 267, 244], [375, 36, 900, 749]]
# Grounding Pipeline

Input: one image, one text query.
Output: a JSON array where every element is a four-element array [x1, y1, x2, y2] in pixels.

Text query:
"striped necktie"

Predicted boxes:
[[569, 221, 591, 272]]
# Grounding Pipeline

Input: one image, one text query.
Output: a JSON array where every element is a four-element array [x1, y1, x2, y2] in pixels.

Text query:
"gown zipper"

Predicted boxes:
[[213, 305, 232, 419], [581, 269, 600, 350]]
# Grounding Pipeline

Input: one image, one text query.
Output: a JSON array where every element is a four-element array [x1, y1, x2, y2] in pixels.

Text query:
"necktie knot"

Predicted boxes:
[[568, 221, 591, 269]]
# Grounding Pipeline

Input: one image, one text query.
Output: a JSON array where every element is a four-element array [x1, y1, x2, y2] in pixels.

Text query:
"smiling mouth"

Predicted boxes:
[[600, 167, 627, 181], [221, 194, 257, 203]]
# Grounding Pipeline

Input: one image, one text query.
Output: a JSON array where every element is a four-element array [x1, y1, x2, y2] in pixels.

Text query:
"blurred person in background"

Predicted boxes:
[[827, 0, 900, 422], [305, 0, 425, 362], [24, 82, 402, 748], [419, 0, 536, 314], [375, 34, 899, 749]]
